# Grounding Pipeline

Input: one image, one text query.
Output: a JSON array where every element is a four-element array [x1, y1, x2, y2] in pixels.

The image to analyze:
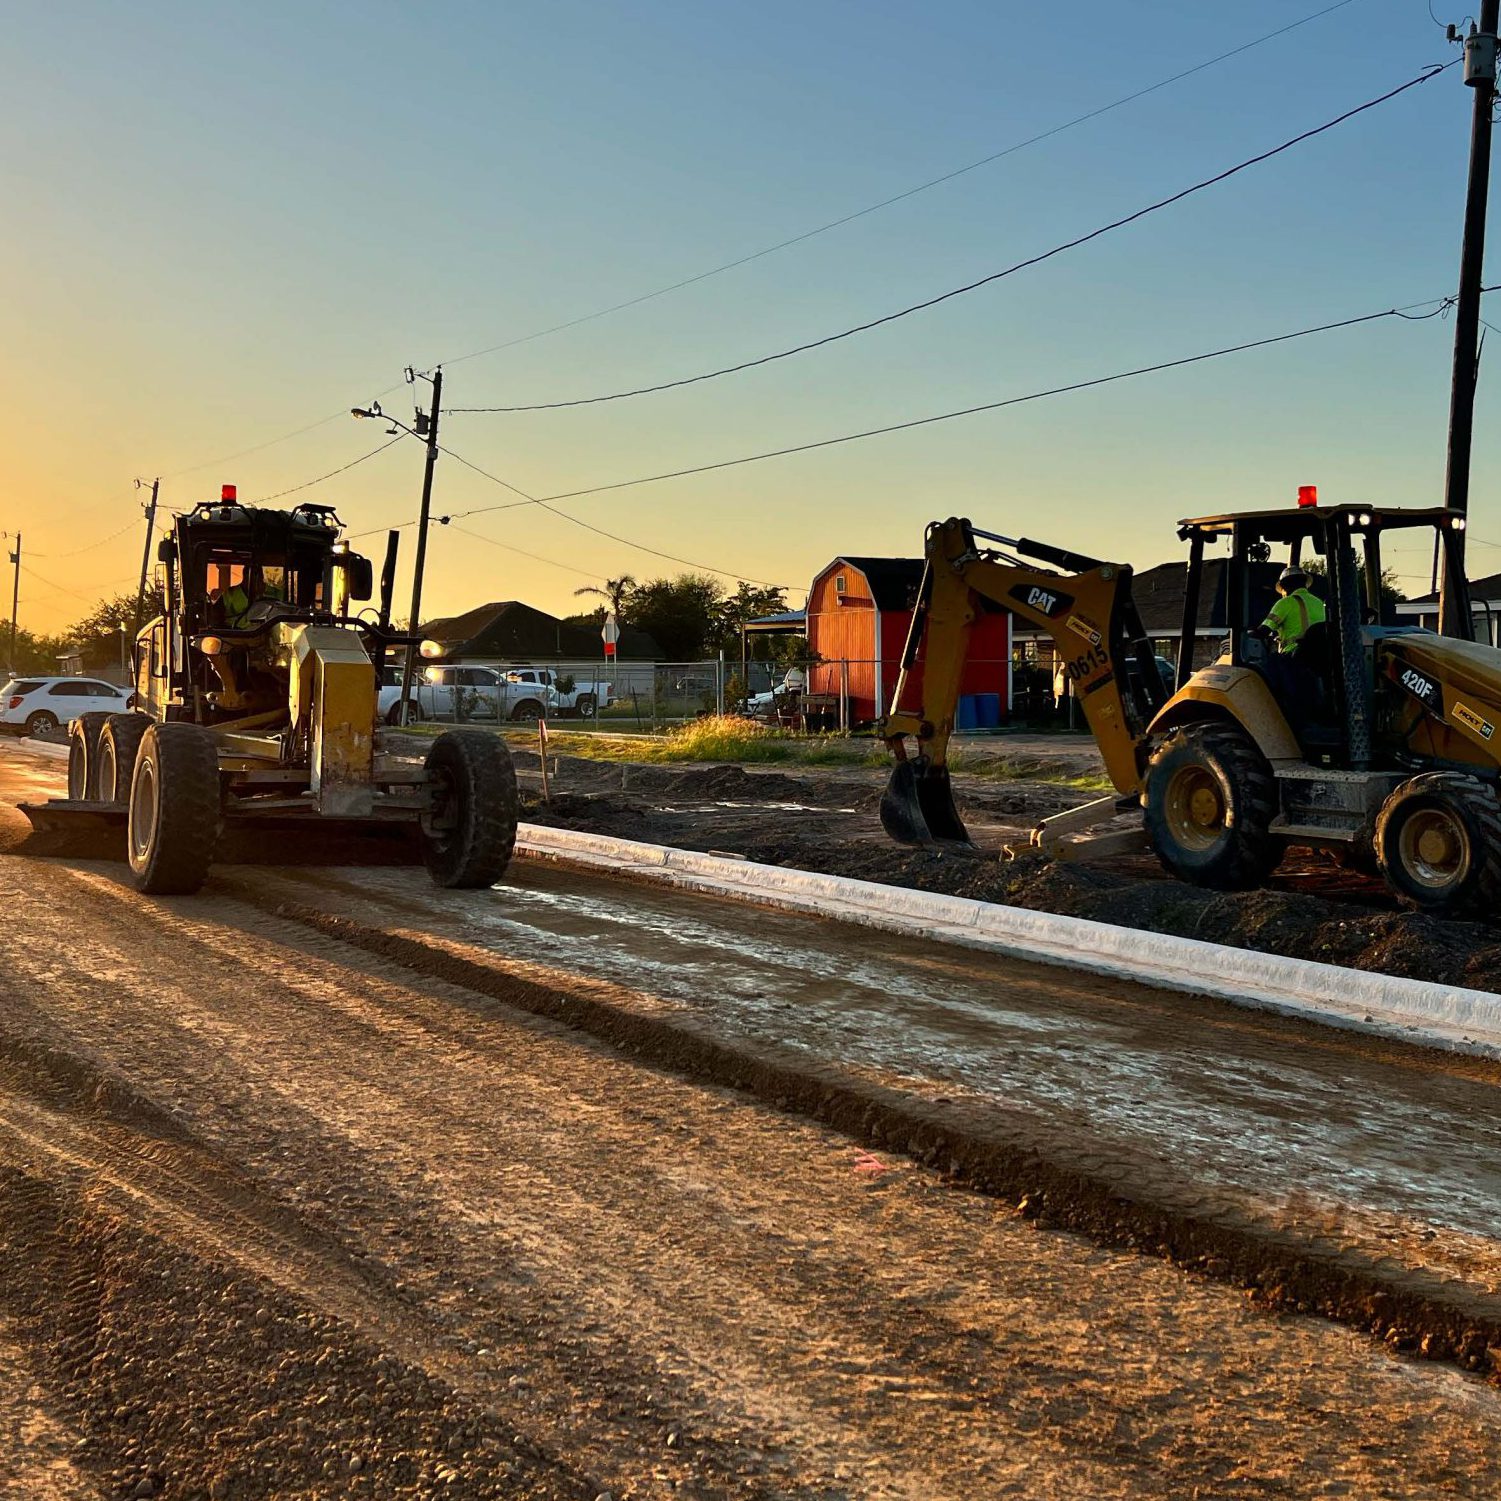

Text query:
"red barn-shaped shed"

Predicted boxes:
[[805, 557, 1010, 726]]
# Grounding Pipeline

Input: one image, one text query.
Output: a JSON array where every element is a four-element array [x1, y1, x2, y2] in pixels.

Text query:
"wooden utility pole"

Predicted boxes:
[[132, 477, 160, 639], [397, 368, 443, 727], [6, 534, 19, 676], [1439, 2, 1499, 638]]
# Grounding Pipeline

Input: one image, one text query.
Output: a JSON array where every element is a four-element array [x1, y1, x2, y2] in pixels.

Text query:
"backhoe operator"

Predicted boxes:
[[1260, 566, 1325, 656]]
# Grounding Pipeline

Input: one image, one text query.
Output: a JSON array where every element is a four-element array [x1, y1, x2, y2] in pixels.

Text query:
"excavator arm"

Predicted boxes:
[[880, 517, 1168, 845]]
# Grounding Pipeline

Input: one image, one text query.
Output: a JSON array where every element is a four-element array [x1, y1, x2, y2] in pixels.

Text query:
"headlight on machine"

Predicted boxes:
[[198, 636, 224, 656], [419, 639, 445, 659]]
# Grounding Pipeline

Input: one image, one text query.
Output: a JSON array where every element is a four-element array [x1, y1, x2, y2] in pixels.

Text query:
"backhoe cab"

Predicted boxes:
[[882, 504, 1501, 917], [25, 486, 519, 897]]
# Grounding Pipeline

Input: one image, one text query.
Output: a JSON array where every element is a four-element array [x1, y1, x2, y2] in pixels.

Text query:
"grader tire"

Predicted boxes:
[[420, 730, 518, 889], [1144, 723, 1280, 891], [127, 723, 221, 896], [98, 713, 150, 807], [1375, 771, 1501, 917], [67, 713, 111, 800]]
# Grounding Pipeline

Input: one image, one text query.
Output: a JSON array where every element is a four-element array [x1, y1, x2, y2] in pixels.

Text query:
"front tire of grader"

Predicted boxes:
[[127, 722, 221, 896], [420, 730, 518, 889], [1143, 723, 1280, 890], [1374, 771, 1501, 917], [67, 712, 111, 799], [97, 713, 150, 806]]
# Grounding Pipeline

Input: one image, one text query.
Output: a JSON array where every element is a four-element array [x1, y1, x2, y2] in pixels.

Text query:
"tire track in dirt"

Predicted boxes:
[[6, 855, 1501, 1496], [224, 866, 1501, 1374]]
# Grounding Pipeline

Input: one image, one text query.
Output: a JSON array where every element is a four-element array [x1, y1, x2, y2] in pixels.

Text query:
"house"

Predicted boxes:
[[803, 557, 1010, 726], [422, 600, 658, 669], [1395, 571, 1501, 646], [417, 600, 664, 696]]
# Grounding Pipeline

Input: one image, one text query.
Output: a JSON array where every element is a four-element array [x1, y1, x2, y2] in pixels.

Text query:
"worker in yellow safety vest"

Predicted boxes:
[[219, 574, 284, 628], [1260, 567, 1325, 656]]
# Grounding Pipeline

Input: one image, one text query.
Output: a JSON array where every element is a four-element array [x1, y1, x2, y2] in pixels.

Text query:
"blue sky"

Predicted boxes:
[[0, 0, 1485, 628]]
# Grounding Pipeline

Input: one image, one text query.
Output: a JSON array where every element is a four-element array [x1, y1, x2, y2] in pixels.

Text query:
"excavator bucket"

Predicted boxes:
[[880, 760, 971, 846]]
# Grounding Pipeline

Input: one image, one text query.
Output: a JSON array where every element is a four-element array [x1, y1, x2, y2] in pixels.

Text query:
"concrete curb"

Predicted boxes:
[[517, 823, 1501, 1059]]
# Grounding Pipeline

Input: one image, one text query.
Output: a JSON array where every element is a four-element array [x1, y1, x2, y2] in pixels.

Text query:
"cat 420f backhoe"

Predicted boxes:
[[22, 487, 519, 897], [881, 504, 1501, 916]]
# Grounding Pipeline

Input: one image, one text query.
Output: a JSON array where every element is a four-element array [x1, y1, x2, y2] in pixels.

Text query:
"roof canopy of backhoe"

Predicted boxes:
[[1177, 505, 1464, 543]]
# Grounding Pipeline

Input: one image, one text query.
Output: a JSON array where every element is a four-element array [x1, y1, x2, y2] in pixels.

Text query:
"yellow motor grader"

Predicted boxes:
[[881, 502, 1501, 916], [23, 488, 518, 896]]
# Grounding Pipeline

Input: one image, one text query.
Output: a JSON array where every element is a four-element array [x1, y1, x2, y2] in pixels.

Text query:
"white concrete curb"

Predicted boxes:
[[517, 823, 1501, 1059]]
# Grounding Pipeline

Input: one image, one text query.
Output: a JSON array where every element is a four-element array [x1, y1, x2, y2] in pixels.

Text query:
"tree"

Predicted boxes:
[[1300, 559, 1405, 616], [708, 583, 789, 656], [63, 587, 166, 672], [572, 575, 637, 622], [623, 574, 724, 660]]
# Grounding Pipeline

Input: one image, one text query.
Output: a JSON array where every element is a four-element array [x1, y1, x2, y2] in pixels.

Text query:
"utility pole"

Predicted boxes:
[[6, 534, 19, 676], [1440, 2, 1499, 639], [132, 477, 160, 640], [397, 367, 443, 727]]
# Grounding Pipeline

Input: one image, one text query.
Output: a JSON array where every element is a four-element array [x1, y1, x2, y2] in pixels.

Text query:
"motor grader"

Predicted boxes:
[[23, 487, 518, 896], [881, 501, 1501, 916]]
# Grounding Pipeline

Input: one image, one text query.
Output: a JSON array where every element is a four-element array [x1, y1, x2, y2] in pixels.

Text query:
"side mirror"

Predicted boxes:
[[157, 538, 177, 564], [345, 555, 374, 602]]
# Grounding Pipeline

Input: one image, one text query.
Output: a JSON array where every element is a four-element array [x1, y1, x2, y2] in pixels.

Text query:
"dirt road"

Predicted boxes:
[[4, 746, 1501, 1497]]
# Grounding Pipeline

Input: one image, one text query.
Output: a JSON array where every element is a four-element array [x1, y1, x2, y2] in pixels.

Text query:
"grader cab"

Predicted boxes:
[[26, 487, 518, 896]]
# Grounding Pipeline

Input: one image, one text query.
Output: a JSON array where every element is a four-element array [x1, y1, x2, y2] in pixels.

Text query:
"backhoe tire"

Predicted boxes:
[[127, 722, 221, 896], [68, 712, 111, 800], [1144, 723, 1279, 890], [1375, 772, 1501, 917], [420, 730, 518, 889], [98, 713, 150, 807]]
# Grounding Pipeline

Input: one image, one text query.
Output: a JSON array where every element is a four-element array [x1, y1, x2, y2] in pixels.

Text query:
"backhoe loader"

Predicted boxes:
[[881, 503, 1501, 916], [23, 486, 518, 896]]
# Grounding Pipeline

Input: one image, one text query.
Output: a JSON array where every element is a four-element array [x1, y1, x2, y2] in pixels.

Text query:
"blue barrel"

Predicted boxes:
[[975, 692, 1002, 728], [956, 694, 979, 730]]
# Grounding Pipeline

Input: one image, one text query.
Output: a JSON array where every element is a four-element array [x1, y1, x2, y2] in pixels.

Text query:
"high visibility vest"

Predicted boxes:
[[1263, 587, 1325, 655], [223, 581, 283, 629]]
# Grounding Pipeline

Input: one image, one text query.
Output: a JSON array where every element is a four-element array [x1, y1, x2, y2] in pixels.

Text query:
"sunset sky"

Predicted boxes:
[[0, 0, 1488, 636]]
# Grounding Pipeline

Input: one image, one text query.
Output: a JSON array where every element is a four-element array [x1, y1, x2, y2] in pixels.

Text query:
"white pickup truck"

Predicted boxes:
[[379, 665, 558, 724], [503, 667, 614, 718]]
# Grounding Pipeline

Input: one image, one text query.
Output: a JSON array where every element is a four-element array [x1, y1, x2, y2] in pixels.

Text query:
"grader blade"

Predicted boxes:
[[879, 761, 971, 847]]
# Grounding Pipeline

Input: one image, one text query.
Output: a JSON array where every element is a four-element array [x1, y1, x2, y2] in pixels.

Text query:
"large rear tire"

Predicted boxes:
[[127, 723, 221, 895], [1144, 723, 1280, 890], [1375, 771, 1501, 917], [68, 712, 111, 800], [98, 713, 150, 807], [420, 730, 518, 889]]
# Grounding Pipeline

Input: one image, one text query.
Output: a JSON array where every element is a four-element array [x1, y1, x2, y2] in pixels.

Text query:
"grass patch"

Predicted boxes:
[[389, 714, 1110, 787]]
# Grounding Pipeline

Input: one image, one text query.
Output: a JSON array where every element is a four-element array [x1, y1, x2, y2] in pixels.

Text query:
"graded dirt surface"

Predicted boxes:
[[7, 742, 1501, 1497]]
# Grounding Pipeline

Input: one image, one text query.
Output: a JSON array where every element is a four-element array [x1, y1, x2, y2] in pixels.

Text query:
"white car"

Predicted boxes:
[[0, 676, 131, 736]]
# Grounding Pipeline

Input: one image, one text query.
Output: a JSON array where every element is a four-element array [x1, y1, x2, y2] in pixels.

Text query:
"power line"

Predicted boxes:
[[434, 299, 1449, 520], [249, 434, 407, 503], [160, 380, 410, 483], [440, 0, 1358, 372], [450, 62, 1455, 415], [443, 523, 603, 581], [435, 447, 791, 587], [29, 517, 140, 559]]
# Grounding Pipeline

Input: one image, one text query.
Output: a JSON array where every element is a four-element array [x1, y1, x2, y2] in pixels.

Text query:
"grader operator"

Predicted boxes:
[[26, 486, 518, 897], [881, 500, 1501, 917]]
